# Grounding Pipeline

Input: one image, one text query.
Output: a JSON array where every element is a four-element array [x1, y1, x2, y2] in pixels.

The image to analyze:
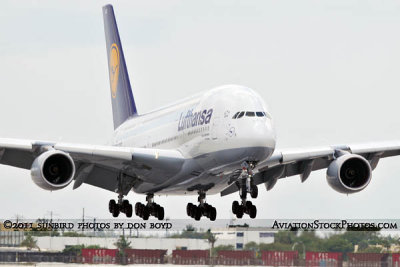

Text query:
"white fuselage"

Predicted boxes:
[[112, 85, 276, 195]]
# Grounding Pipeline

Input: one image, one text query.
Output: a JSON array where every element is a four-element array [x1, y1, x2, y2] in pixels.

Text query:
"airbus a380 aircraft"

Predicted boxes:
[[2, 5, 400, 221]]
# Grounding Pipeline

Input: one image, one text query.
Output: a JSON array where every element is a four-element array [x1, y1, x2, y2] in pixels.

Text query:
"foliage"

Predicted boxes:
[[63, 245, 85, 255], [244, 241, 259, 251], [205, 229, 217, 256], [62, 244, 106, 255], [323, 234, 353, 253], [29, 229, 60, 237], [20, 234, 39, 251], [242, 229, 400, 257], [168, 225, 209, 239], [114, 235, 132, 256], [274, 231, 297, 244], [358, 246, 383, 253]]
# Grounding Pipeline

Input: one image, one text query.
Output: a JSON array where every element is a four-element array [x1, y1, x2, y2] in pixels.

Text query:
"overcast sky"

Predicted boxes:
[[0, 0, 400, 222]]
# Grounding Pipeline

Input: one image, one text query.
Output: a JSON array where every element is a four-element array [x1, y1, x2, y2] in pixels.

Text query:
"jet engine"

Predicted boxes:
[[31, 150, 75, 191], [326, 153, 372, 194]]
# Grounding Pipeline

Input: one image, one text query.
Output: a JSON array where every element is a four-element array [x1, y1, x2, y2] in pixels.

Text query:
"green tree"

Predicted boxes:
[[323, 234, 353, 253], [342, 231, 378, 246], [297, 231, 323, 252], [358, 240, 369, 251], [185, 224, 196, 232], [114, 235, 132, 256], [20, 234, 39, 251], [358, 246, 382, 253], [205, 229, 217, 256], [168, 225, 208, 239], [244, 241, 258, 251], [62, 244, 106, 255], [63, 244, 85, 255], [259, 242, 292, 252], [380, 239, 391, 252], [274, 231, 297, 244]]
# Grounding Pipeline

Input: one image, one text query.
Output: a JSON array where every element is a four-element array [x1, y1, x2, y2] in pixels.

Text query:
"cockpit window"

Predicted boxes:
[[245, 111, 255, 117], [233, 111, 270, 119], [256, 112, 264, 117], [263, 111, 272, 119]]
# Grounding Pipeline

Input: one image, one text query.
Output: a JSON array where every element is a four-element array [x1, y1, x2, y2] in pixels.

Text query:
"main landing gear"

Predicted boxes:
[[109, 194, 133, 218], [232, 162, 258, 219], [135, 194, 165, 221], [186, 191, 217, 221]]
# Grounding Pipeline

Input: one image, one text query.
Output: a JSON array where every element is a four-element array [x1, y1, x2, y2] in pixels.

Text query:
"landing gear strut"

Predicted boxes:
[[108, 194, 133, 218], [135, 194, 165, 220], [232, 162, 258, 219], [186, 191, 217, 221]]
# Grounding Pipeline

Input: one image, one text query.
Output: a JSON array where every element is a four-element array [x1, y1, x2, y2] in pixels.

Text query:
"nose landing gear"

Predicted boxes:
[[232, 162, 258, 219], [186, 191, 217, 221]]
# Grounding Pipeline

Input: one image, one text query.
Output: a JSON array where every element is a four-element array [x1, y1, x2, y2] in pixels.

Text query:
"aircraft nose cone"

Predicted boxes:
[[253, 119, 276, 148], [237, 118, 276, 154]]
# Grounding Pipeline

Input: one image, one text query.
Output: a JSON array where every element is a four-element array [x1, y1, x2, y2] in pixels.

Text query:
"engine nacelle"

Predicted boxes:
[[326, 154, 372, 194], [31, 150, 75, 191]]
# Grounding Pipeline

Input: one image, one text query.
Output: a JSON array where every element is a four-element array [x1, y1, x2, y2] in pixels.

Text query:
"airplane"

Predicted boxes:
[[1, 4, 400, 221]]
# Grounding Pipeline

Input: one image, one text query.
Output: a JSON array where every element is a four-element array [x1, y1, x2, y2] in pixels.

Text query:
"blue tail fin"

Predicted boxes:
[[103, 4, 138, 129]]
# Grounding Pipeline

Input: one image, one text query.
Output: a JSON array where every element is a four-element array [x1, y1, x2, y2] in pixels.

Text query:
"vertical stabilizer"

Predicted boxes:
[[103, 4, 137, 129]]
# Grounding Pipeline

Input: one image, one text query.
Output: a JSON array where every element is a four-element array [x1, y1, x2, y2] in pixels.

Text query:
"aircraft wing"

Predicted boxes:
[[0, 138, 184, 194], [221, 141, 400, 196]]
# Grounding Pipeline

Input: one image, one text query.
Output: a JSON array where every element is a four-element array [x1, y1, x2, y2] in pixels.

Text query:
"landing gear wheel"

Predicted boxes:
[[135, 194, 166, 220], [204, 204, 211, 218], [194, 207, 201, 221], [249, 204, 257, 219], [135, 203, 141, 216], [250, 185, 258, 198], [232, 201, 239, 214], [142, 207, 150, 220], [157, 206, 165, 220], [234, 161, 258, 219], [210, 207, 217, 221], [245, 201, 253, 210], [109, 199, 116, 213], [122, 200, 130, 211], [126, 204, 133, 218], [186, 203, 193, 217], [112, 204, 120, 217], [236, 206, 244, 218], [187, 192, 217, 221]]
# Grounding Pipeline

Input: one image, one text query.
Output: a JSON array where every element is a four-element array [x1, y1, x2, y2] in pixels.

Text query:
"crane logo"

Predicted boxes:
[[109, 43, 120, 98]]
